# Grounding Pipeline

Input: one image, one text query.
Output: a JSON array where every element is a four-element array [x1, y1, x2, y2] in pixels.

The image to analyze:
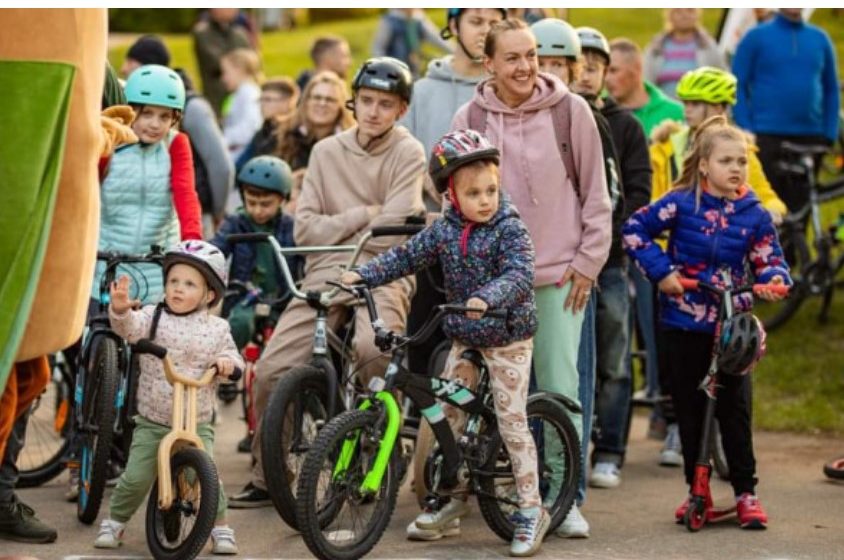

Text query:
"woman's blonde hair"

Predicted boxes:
[[221, 48, 263, 83], [274, 71, 354, 166], [673, 115, 748, 205]]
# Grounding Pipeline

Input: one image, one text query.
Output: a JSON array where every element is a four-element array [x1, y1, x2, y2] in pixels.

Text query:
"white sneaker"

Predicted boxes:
[[406, 518, 460, 541], [65, 467, 79, 502], [211, 525, 238, 555], [659, 423, 683, 467], [414, 499, 470, 530], [589, 462, 621, 489], [510, 507, 550, 557], [93, 519, 125, 549], [555, 504, 589, 538]]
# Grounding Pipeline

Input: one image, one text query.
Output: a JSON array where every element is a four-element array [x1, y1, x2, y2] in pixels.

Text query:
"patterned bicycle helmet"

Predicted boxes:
[[429, 129, 500, 194], [531, 18, 581, 59], [350, 57, 413, 104], [163, 240, 227, 307], [237, 155, 293, 198], [124, 64, 186, 111], [676, 66, 737, 106], [717, 313, 766, 375], [576, 26, 610, 63]]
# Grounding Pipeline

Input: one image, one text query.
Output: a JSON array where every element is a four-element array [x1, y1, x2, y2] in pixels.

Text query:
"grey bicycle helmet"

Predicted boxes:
[[576, 26, 611, 64], [717, 313, 766, 375]]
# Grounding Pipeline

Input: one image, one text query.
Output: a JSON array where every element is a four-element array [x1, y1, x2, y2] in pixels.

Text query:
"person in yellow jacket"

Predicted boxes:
[[650, 66, 786, 223]]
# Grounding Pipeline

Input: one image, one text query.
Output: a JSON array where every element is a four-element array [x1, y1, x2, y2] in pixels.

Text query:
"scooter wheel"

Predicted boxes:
[[684, 496, 706, 532], [823, 456, 844, 480]]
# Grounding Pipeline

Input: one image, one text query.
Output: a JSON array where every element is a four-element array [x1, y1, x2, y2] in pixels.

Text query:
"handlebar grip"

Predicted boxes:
[[227, 232, 271, 244], [133, 339, 167, 359], [482, 309, 508, 320], [442, 305, 507, 320], [678, 278, 699, 291], [228, 367, 243, 382], [753, 284, 790, 296], [371, 225, 425, 238]]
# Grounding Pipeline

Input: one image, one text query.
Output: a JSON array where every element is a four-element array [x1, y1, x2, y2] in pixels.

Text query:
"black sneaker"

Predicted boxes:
[[228, 482, 271, 508], [237, 434, 253, 454], [0, 500, 58, 543]]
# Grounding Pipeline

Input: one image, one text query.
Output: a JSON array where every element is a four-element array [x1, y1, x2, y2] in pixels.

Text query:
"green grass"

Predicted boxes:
[[108, 9, 844, 434]]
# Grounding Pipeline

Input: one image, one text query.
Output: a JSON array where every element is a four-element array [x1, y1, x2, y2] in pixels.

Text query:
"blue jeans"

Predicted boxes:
[[630, 265, 659, 396], [592, 265, 632, 467], [575, 288, 596, 505]]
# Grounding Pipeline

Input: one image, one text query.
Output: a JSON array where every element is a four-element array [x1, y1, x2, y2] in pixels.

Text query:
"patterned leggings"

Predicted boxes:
[[441, 338, 540, 509]]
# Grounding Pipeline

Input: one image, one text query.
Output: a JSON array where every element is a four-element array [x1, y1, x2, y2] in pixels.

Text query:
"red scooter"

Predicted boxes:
[[678, 274, 789, 532]]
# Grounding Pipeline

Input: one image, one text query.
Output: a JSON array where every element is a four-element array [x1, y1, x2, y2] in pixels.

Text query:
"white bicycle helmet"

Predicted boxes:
[[163, 240, 227, 307]]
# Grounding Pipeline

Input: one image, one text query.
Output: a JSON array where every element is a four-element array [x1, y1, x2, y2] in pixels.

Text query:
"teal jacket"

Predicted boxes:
[[93, 131, 180, 304]]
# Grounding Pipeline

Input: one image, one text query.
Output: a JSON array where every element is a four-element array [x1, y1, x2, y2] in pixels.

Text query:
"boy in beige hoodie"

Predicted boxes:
[[229, 57, 427, 507]]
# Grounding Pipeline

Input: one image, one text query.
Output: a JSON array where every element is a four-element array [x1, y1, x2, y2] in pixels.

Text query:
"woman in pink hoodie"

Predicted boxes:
[[451, 18, 611, 537]]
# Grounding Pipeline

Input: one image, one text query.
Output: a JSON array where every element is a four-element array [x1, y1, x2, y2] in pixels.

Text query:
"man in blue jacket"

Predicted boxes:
[[732, 9, 840, 213]]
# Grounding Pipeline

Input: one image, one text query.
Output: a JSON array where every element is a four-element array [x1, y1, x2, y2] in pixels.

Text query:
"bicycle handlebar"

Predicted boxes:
[[678, 278, 790, 297], [227, 220, 424, 306], [133, 338, 242, 384]]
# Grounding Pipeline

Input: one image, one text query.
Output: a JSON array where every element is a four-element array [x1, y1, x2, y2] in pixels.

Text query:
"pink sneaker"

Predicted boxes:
[[736, 493, 767, 529]]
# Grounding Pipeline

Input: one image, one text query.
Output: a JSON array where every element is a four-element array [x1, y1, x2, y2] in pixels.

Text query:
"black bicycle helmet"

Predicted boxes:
[[441, 8, 508, 39], [429, 129, 500, 194], [717, 312, 766, 375], [349, 57, 413, 107]]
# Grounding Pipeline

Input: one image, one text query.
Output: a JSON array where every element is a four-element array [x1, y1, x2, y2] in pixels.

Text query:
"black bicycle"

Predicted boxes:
[[228, 223, 423, 531], [296, 283, 581, 560], [758, 142, 844, 330], [74, 247, 164, 524]]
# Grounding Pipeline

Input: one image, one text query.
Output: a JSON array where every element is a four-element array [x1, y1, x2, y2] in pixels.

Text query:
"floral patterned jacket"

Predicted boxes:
[[357, 194, 537, 348], [623, 185, 791, 333]]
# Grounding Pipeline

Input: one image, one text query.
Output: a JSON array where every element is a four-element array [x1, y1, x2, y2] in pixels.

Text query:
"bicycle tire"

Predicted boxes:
[[261, 364, 331, 530], [710, 422, 730, 481], [823, 456, 844, 480], [146, 447, 219, 560], [759, 229, 810, 331], [15, 358, 74, 488], [297, 409, 400, 560], [477, 397, 580, 541], [77, 336, 120, 524]]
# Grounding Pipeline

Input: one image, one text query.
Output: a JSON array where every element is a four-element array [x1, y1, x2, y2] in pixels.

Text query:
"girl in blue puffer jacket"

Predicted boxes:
[[342, 129, 549, 557], [623, 115, 791, 530]]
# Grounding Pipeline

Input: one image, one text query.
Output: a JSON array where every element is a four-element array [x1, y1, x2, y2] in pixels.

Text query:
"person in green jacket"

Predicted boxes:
[[192, 8, 252, 118], [605, 37, 684, 138]]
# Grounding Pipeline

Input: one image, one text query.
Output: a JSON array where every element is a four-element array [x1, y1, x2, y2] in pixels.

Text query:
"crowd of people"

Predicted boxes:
[[0, 7, 839, 558]]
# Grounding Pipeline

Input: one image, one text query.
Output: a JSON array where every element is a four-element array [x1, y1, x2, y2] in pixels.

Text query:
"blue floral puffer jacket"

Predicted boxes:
[[357, 194, 537, 348], [623, 186, 791, 334]]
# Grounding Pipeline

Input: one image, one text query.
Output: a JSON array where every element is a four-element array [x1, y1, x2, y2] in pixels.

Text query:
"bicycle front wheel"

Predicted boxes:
[[261, 364, 332, 530], [146, 447, 219, 560], [297, 409, 400, 560], [77, 337, 120, 524], [476, 397, 580, 541], [16, 355, 73, 488]]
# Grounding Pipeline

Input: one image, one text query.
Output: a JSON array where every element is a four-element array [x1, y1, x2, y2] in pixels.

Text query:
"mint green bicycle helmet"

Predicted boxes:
[[237, 155, 293, 199], [530, 18, 581, 59], [125, 64, 186, 111], [676, 66, 737, 106]]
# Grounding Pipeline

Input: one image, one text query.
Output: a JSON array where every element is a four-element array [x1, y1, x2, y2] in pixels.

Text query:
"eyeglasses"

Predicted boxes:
[[260, 95, 288, 103], [308, 94, 339, 105]]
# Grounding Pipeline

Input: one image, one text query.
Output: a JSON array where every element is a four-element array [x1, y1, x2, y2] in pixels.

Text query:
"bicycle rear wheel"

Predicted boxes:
[[757, 227, 810, 331], [146, 447, 219, 560], [476, 397, 580, 541], [261, 365, 331, 530], [77, 336, 120, 524], [16, 355, 73, 488], [297, 409, 400, 560]]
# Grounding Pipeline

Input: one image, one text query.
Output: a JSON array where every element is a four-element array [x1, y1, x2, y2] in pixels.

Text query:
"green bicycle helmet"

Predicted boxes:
[[576, 26, 610, 64], [676, 66, 737, 106], [124, 64, 186, 111], [237, 155, 293, 199], [530, 18, 581, 59]]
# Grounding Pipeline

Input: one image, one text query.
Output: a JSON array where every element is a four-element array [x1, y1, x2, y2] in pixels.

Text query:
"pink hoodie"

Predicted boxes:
[[451, 73, 612, 287]]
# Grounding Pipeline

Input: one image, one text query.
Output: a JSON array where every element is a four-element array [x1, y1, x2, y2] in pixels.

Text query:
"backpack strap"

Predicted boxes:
[[550, 95, 580, 198], [467, 101, 487, 135], [148, 302, 167, 341]]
